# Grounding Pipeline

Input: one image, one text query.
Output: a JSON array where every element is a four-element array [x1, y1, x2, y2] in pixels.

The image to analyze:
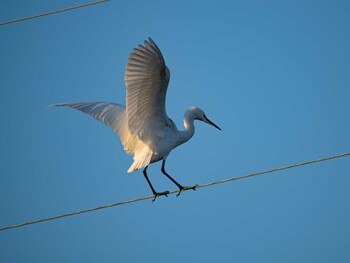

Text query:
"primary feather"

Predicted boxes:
[[51, 37, 172, 173], [125, 38, 171, 142]]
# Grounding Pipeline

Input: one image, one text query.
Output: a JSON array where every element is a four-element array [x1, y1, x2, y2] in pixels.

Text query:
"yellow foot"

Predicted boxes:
[[152, 191, 170, 202], [176, 185, 198, 197]]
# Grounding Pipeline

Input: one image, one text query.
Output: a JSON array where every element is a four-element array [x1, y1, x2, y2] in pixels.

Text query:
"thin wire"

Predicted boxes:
[[0, 152, 349, 232], [0, 0, 109, 26]]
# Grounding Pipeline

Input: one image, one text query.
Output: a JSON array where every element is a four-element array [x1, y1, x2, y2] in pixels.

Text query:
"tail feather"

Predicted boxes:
[[127, 143, 153, 173]]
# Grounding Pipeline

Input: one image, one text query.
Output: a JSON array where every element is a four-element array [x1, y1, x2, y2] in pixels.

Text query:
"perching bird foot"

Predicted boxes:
[[176, 184, 198, 197], [152, 191, 170, 202]]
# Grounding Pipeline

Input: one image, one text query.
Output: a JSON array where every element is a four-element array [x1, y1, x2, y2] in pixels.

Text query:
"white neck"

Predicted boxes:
[[176, 111, 196, 147]]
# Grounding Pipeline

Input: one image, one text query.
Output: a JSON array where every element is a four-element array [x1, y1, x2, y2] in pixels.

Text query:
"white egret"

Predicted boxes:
[[52, 38, 221, 201]]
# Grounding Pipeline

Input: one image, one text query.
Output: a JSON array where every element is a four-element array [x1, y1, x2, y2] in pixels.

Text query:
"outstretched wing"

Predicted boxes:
[[51, 102, 126, 135], [124, 38, 171, 142], [52, 101, 153, 172]]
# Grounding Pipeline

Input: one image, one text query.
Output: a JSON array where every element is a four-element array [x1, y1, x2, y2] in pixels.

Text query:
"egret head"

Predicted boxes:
[[187, 106, 221, 130]]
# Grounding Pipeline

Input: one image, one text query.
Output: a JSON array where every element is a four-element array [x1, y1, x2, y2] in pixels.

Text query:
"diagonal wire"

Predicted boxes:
[[0, 152, 349, 232], [0, 0, 109, 26]]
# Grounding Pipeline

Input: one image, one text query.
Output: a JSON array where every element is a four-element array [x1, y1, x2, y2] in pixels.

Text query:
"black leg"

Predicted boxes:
[[161, 159, 183, 189], [161, 159, 197, 197], [143, 166, 169, 202], [143, 166, 156, 195]]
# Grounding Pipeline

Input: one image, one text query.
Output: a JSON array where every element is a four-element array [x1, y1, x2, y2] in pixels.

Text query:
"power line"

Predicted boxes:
[[0, 152, 349, 232], [0, 0, 109, 26]]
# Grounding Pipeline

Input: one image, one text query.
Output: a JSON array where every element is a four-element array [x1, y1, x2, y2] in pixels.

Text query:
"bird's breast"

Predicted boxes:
[[149, 128, 179, 163]]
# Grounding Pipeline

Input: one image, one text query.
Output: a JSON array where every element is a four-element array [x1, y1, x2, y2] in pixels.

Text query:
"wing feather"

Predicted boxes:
[[51, 102, 152, 170], [124, 38, 171, 142], [50, 102, 137, 152], [51, 102, 153, 172], [51, 102, 125, 134], [52, 38, 172, 172]]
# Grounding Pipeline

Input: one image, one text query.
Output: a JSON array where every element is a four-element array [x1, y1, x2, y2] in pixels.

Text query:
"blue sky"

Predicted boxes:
[[1, 0, 350, 262]]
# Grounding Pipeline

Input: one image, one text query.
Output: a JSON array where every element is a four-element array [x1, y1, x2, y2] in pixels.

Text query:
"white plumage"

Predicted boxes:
[[52, 38, 221, 200]]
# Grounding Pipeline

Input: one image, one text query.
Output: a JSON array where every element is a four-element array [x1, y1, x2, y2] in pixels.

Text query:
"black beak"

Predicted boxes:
[[203, 116, 221, 131]]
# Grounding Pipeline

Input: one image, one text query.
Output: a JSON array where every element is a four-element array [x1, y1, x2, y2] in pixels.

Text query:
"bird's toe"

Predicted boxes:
[[152, 191, 170, 202], [176, 184, 198, 197]]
